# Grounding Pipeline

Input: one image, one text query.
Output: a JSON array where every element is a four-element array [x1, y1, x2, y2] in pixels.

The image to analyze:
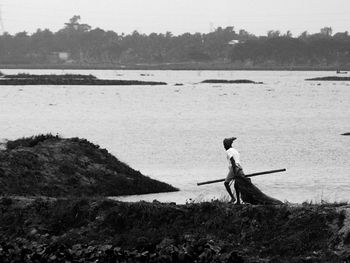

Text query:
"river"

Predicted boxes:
[[0, 69, 349, 203]]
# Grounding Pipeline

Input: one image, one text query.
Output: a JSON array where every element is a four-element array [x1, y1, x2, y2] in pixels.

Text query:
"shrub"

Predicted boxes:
[[6, 133, 60, 150]]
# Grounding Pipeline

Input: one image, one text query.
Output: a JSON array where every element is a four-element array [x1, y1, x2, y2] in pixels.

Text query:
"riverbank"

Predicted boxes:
[[0, 73, 167, 85], [1, 62, 349, 71], [0, 196, 350, 262], [306, 76, 350, 81]]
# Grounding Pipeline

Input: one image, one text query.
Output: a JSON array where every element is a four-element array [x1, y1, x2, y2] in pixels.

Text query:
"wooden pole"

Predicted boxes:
[[197, 168, 286, 186]]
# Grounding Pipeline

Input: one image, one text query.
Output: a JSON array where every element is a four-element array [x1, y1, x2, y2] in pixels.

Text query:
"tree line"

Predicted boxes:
[[230, 28, 350, 68], [0, 16, 349, 68]]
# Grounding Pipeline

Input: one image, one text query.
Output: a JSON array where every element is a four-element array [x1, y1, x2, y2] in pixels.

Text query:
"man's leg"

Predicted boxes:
[[234, 166, 245, 204], [224, 167, 236, 202], [234, 181, 241, 204]]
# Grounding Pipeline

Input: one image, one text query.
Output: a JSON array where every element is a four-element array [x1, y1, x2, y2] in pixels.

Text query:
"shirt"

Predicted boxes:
[[226, 147, 241, 168]]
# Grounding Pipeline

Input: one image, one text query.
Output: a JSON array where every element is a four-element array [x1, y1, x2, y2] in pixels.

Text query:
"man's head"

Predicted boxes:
[[223, 137, 237, 150]]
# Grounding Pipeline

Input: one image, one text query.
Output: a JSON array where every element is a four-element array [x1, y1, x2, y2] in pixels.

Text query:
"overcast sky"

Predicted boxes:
[[1, 0, 349, 36]]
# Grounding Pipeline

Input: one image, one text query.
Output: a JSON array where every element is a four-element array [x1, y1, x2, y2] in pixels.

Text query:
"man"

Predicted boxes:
[[223, 137, 245, 204]]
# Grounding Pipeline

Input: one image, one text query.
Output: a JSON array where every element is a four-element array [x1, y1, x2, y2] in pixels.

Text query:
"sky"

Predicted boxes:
[[1, 0, 349, 36]]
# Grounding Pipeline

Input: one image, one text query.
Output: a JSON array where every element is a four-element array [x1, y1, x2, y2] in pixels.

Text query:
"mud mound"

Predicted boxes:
[[0, 135, 177, 197], [0, 73, 167, 85], [306, 76, 350, 81], [201, 79, 263, 84]]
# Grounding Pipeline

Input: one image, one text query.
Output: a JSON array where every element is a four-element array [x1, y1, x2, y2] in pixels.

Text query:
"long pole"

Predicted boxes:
[[197, 168, 286, 186]]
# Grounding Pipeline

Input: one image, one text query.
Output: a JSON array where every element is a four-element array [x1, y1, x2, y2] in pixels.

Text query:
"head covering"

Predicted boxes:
[[223, 137, 237, 150]]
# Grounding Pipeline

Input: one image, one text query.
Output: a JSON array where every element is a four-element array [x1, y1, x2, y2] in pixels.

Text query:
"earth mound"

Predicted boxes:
[[201, 79, 262, 84], [0, 73, 167, 85], [306, 76, 350, 81], [0, 134, 177, 197]]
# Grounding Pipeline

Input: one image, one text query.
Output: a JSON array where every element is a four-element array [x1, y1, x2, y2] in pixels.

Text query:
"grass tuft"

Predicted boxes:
[[5, 133, 60, 150]]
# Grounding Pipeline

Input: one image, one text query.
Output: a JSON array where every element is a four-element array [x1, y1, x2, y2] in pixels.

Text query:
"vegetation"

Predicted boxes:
[[0, 135, 178, 196], [0, 16, 349, 69], [0, 197, 348, 262], [5, 133, 60, 150], [230, 30, 350, 69]]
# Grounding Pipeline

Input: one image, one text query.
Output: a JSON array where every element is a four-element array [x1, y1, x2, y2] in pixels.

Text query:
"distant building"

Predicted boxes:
[[228, 39, 246, 45], [228, 40, 239, 45], [48, 52, 72, 64], [57, 52, 69, 61]]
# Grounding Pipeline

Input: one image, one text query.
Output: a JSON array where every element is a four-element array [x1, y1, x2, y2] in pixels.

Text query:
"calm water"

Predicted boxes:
[[0, 69, 349, 203]]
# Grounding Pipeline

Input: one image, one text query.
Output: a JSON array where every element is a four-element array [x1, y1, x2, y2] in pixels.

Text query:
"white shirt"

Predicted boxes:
[[226, 147, 241, 168]]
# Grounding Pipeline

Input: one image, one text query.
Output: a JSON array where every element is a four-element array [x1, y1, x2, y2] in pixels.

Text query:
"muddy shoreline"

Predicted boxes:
[[0, 73, 167, 85], [305, 76, 350, 81]]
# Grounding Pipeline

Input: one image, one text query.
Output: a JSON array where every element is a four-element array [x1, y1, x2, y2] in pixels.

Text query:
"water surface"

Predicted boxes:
[[1, 69, 349, 203]]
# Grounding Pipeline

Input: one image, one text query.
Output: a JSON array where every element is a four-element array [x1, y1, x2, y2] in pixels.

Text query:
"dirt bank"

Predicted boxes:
[[0, 73, 167, 85], [201, 79, 263, 84], [0, 135, 177, 197], [305, 76, 350, 81], [0, 197, 350, 262]]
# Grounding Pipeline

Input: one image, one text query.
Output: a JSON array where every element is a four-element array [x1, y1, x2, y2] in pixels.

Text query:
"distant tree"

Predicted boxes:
[[284, 30, 293, 38], [333, 31, 349, 40], [64, 15, 91, 32], [320, 27, 333, 37], [237, 29, 256, 41], [201, 26, 237, 59], [298, 31, 309, 41], [267, 30, 280, 38], [0, 16, 350, 67]]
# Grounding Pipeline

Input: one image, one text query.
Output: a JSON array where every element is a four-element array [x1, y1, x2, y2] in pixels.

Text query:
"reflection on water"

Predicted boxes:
[[1, 69, 349, 203]]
